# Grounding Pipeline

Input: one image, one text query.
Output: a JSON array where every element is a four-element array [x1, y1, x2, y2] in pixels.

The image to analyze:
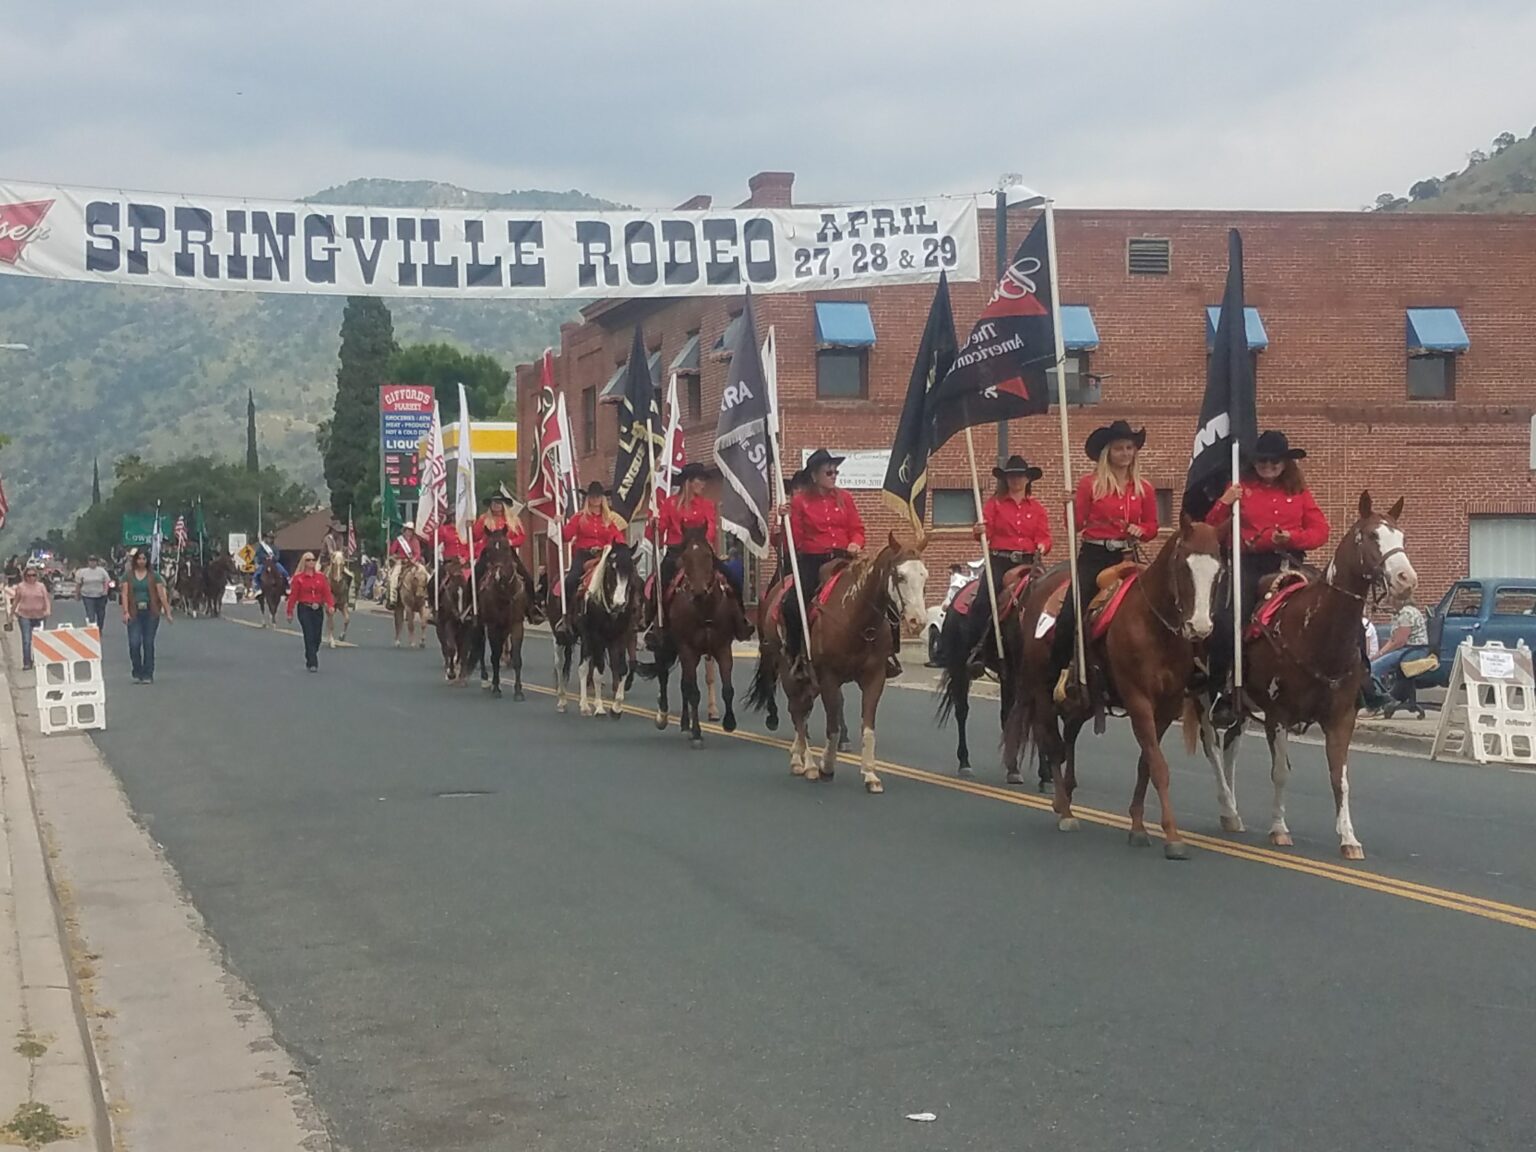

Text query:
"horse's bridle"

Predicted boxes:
[[1325, 520, 1406, 608], [1134, 537, 1223, 638]]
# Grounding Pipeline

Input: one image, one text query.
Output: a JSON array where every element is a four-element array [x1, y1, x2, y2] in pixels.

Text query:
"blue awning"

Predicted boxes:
[[711, 313, 745, 355], [1205, 306, 1268, 351], [1060, 305, 1100, 351], [600, 350, 661, 403], [669, 333, 700, 374], [814, 301, 877, 347], [1406, 308, 1469, 353]]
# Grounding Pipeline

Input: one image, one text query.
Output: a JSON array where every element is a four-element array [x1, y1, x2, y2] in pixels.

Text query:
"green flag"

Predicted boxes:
[[383, 481, 403, 538]]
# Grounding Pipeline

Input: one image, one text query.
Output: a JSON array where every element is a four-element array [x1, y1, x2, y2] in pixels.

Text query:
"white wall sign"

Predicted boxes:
[[227, 532, 247, 556], [0, 180, 979, 299], [801, 448, 892, 491]]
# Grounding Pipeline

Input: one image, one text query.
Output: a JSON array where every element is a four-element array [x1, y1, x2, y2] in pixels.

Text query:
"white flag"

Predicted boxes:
[[415, 400, 448, 537], [453, 382, 477, 536], [555, 391, 578, 516]]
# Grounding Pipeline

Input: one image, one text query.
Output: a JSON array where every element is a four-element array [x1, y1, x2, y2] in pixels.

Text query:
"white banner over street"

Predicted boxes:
[[0, 179, 979, 299]]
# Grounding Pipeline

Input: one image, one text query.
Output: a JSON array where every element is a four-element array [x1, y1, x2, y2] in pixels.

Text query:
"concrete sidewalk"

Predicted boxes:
[[0, 631, 332, 1152]]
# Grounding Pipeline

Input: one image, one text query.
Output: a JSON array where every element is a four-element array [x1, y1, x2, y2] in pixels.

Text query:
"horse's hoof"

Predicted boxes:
[[837, 738, 852, 753], [864, 779, 884, 795], [610, 707, 622, 720], [1220, 815, 1246, 833], [1007, 769, 1024, 784], [394, 640, 401, 648], [579, 705, 593, 717], [957, 764, 975, 779], [765, 715, 779, 732], [1164, 841, 1190, 861], [1037, 778, 1054, 794], [513, 691, 525, 702], [557, 702, 568, 714], [492, 687, 502, 698], [655, 712, 668, 730], [1128, 830, 1152, 848], [804, 767, 821, 782], [1340, 844, 1366, 861], [707, 711, 720, 723], [722, 715, 737, 733], [1269, 831, 1294, 848], [690, 737, 703, 750], [790, 762, 807, 776], [1058, 817, 1080, 833]]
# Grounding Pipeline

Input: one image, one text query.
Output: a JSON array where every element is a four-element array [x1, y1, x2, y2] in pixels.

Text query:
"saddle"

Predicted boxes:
[[1247, 570, 1311, 640], [951, 568, 1034, 620]]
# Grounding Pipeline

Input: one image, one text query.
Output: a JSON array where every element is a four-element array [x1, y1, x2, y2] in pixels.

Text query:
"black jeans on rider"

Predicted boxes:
[[783, 552, 835, 657], [563, 547, 600, 616], [969, 551, 1036, 663], [1207, 549, 1295, 699], [1051, 541, 1127, 675]]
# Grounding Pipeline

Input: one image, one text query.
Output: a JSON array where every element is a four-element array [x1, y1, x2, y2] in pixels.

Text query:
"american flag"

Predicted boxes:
[[174, 512, 188, 547], [346, 509, 358, 557]]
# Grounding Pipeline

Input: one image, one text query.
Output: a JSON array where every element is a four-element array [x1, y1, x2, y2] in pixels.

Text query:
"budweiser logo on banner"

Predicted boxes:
[[0, 200, 54, 265]]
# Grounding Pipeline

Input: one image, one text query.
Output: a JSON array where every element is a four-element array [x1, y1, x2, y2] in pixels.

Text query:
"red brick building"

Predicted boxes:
[[516, 172, 1536, 605]]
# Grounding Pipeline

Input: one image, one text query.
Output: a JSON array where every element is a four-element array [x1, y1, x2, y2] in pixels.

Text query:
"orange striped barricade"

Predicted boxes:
[[31, 624, 106, 734]]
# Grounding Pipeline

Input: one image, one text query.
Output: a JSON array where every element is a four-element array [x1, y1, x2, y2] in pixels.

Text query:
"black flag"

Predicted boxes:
[[712, 291, 773, 555], [610, 324, 659, 523], [926, 216, 1055, 451], [883, 271, 958, 531], [1184, 229, 1259, 519]]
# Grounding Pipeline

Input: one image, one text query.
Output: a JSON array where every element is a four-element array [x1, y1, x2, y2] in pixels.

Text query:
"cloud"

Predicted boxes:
[[2, 0, 1532, 209]]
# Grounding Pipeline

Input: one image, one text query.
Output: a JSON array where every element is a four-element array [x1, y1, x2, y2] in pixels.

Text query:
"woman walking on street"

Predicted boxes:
[[286, 552, 335, 672], [122, 549, 173, 684], [75, 555, 111, 629], [13, 564, 52, 671]]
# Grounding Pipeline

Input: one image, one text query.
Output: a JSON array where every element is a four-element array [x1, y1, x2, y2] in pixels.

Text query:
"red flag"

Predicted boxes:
[[174, 513, 188, 547], [0, 470, 9, 530], [525, 349, 566, 529]]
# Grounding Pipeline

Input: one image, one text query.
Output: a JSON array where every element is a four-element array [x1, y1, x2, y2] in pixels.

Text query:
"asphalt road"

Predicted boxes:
[[88, 605, 1536, 1152]]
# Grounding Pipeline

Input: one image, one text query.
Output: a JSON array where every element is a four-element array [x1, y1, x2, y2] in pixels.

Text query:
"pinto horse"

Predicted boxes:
[[256, 557, 286, 628], [1195, 492, 1416, 860], [556, 543, 639, 717], [1007, 516, 1224, 858], [934, 561, 1047, 784], [392, 560, 430, 648], [324, 552, 354, 648], [463, 530, 531, 700], [749, 533, 928, 793], [434, 559, 476, 683], [644, 526, 746, 746]]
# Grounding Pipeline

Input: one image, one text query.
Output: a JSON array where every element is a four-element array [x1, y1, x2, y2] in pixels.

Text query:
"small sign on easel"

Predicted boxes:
[[1431, 639, 1535, 765]]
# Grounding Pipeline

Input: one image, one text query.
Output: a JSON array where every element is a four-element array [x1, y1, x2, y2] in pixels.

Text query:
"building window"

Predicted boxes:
[[931, 489, 976, 528], [685, 373, 703, 422], [581, 386, 596, 453], [1155, 488, 1174, 528], [1407, 353, 1455, 400], [816, 348, 868, 399], [1047, 353, 1100, 407]]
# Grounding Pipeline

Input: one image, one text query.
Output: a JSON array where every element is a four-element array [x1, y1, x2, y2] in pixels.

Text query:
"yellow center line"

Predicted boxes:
[[514, 682, 1536, 933], [225, 616, 357, 648]]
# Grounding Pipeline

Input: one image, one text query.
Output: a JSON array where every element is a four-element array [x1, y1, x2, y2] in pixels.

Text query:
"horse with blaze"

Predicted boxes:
[[1007, 515, 1225, 858], [749, 532, 928, 793], [556, 543, 640, 718], [1195, 492, 1416, 859]]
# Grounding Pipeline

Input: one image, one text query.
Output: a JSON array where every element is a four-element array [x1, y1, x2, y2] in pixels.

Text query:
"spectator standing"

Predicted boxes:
[[12, 565, 52, 671], [122, 548, 173, 684], [75, 555, 111, 628]]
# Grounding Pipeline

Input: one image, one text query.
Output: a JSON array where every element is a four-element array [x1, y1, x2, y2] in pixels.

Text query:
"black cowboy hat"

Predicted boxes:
[[582, 480, 609, 498], [677, 462, 714, 483], [804, 448, 846, 473], [483, 482, 516, 505], [1253, 430, 1307, 461], [991, 454, 1043, 481], [1084, 420, 1147, 460], [787, 468, 812, 488]]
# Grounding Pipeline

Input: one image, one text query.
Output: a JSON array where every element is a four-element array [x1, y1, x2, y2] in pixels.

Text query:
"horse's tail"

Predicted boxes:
[[558, 633, 574, 680], [634, 633, 672, 681], [746, 645, 778, 714], [933, 611, 972, 727], [1181, 695, 1202, 757]]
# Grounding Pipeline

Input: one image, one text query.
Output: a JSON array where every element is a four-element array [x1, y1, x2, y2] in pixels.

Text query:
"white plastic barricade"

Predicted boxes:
[[31, 624, 106, 734], [1431, 639, 1534, 766]]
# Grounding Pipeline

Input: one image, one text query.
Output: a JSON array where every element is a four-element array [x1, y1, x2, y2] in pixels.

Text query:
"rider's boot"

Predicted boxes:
[[885, 618, 903, 680], [1208, 681, 1239, 727], [1053, 665, 1075, 706]]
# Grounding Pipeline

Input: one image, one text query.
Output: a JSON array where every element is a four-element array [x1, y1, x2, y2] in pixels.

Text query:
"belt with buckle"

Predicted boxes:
[[992, 550, 1034, 564]]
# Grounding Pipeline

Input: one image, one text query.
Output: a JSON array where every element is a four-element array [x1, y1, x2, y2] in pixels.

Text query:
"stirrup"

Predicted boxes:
[[1053, 667, 1073, 705], [885, 654, 903, 679]]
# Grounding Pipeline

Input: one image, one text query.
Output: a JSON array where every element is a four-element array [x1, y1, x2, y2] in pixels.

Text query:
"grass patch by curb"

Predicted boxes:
[[1, 1102, 78, 1147]]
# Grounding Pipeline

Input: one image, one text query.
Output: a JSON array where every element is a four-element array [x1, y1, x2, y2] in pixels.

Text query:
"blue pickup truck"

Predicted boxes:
[[1420, 577, 1536, 687]]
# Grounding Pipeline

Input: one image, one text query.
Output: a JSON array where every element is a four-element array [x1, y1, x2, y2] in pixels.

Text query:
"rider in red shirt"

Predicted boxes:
[[1052, 421, 1159, 703], [471, 485, 541, 620], [1203, 429, 1331, 724], [650, 461, 748, 638], [967, 455, 1053, 670], [560, 482, 624, 614]]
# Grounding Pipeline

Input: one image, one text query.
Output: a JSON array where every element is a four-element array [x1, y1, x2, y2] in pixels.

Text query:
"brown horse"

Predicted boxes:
[[392, 559, 430, 648], [748, 533, 928, 793], [324, 551, 354, 648], [1195, 492, 1416, 860], [257, 556, 286, 628], [434, 559, 476, 683], [202, 555, 234, 617], [463, 530, 531, 700], [644, 526, 747, 746], [174, 556, 203, 618], [1007, 516, 1225, 858]]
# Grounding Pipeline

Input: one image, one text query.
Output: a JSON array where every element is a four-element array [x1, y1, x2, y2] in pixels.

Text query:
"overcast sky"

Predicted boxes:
[[3, 0, 1532, 211]]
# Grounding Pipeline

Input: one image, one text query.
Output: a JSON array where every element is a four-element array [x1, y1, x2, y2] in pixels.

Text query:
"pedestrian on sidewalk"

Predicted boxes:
[[286, 552, 335, 672], [122, 549, 173, 683], [75, 554, 111, 629], [12, 564, 52, 671]]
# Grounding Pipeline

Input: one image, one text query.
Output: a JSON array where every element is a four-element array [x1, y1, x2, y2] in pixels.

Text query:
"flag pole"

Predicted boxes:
[[764, 327, 814, 675], [964, 426, 1007, 668], [646, 393, 665, 630], [1231, 440, 1243, 696], [1043, 200, 1087, 682]]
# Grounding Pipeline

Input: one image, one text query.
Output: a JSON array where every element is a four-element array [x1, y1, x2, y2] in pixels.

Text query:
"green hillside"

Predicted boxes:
[[1374, 126, 1536, 213], [0, 179, 619, 549]]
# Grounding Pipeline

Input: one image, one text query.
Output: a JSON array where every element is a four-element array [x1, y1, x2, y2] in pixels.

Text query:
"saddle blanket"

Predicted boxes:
[[1089, 574, 1139, 642], [766, 569, 844, 628], [951, 572, 1031, 618], [1246, 573, 1309, 640]]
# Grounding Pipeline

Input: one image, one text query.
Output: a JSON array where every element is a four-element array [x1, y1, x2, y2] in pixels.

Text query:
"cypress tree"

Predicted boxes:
[[91, 456, 101, 505], [324, 297, 395, 521], [246, 390, 260, 472]]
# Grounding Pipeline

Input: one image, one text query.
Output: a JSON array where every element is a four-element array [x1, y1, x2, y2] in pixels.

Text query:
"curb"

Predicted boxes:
[[0, 632, 109, 1152]]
